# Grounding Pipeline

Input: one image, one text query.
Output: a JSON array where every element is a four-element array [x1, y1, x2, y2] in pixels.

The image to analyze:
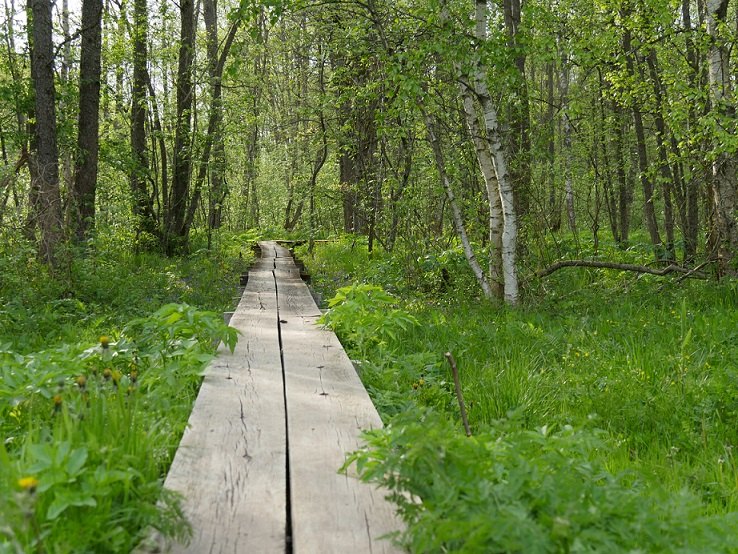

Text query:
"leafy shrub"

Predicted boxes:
[[0, 304, 235, 552], [346, 409, 738, 553], [319, 283, 418, 354]]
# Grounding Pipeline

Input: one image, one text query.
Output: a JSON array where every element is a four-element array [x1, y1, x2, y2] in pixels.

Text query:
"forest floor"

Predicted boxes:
[[3, 230, 738, 552], [297, 236, 738, 552]]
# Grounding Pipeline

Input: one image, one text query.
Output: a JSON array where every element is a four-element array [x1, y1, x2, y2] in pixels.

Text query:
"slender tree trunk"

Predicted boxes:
[[423, 108, 493, 299], [30, 0, 63, 264], [682, 0, 700, 262], [72, 0, 103, 242], [560, 52, 576, 236], [130, 0, 157, 239], [622, 28, 662, 256], [597, 71, 619, 242], [645, 49, 677, 262], [503, 0, 531, 216], [186, 13, 241, 236], [461, 80, 504, 299], [546, 60, 561, 232], [611, 102, 631, 244], [167, 0, 195, 254]]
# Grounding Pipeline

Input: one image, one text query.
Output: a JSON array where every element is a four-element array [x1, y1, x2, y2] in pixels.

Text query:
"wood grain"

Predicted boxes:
[[276, 272, 403, 553], [144, 242, 400, 553]]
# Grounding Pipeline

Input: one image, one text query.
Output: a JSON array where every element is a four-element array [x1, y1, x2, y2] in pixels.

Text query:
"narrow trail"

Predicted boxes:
[[138, 241, 401, 554]]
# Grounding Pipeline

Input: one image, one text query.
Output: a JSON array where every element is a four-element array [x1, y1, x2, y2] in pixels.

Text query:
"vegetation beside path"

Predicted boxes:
[[300, 237, 738, 553], [0, 230, 250, 552]]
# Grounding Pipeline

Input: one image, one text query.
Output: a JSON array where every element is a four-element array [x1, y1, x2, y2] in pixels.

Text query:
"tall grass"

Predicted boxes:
[[302, 237, 738, 551]]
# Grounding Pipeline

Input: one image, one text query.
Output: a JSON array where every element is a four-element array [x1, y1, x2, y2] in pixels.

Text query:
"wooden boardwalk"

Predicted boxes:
[[144, 241, 401, 553]]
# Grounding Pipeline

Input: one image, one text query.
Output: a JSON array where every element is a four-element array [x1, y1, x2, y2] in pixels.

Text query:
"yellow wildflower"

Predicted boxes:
[[17, 476, 39, 492]]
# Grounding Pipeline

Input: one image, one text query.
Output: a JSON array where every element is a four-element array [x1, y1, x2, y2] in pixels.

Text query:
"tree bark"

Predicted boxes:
[[72, 0, 103, 242], [706, 0, 738, 271], [30, 0, 63, 264], [622, 28, 662, 256], [423, 108, 494, 300], [167, 0, 195, 254], [130, 0, 157, 240], [503, 0, 531, 216]]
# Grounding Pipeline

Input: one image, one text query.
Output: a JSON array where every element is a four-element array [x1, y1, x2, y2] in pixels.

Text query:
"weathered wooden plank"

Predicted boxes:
[[152, 251, 287, 553], [146, 242, 400, 554], [277, 276, 403, 553]]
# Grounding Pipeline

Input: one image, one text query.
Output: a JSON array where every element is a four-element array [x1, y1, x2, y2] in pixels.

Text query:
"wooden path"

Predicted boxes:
[[143, 241, 401, 553]]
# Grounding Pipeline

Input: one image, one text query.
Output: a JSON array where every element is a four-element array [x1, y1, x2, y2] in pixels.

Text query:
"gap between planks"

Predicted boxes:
[[138, 241, 401, 554]]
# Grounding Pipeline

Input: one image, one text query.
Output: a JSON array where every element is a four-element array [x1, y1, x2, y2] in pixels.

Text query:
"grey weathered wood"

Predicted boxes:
[[275, 273, 402, 553], [148, 247, 287, 554], [147, 241, 400, 553]]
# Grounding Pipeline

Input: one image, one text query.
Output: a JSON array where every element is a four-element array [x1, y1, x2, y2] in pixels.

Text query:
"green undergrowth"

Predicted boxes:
[[0, 228, 254, 353], [0, 229, 252, 552], [302, 236, 738, 552]]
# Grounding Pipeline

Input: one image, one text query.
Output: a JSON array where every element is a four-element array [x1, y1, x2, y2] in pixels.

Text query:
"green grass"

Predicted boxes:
[[302, 236, 738, 552], [0, 229, 252, 552]]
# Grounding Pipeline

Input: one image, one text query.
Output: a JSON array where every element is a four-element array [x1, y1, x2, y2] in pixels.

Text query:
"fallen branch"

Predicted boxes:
[[536, 260, 708, 279]]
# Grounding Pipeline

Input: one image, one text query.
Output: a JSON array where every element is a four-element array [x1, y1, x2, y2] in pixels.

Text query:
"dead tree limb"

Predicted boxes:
[[536, 260, 708, 279]]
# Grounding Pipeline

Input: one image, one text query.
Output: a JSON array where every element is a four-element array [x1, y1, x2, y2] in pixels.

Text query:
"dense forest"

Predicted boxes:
[[4, 0, 738, 551]]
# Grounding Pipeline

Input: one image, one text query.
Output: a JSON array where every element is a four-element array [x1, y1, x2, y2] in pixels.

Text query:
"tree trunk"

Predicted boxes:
[[623, 28, 662, 256], [560, 52, 577, 236], [503, 0, 531, 216], [167, 0, 195, 254], [130, 0, 157, 239], [645, 49, 678, 262], [423, 108, 494, 300], [682, 0, 700, 262], [472, 0, 519, 305], [30, 0, 62, 265], [72, 0, 103, 242], [611, 101, 631, 244], [706, 0, 738, 271]]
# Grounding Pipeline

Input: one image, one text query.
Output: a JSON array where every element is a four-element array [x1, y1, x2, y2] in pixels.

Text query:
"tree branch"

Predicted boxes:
[[536, 260, 708, 279]]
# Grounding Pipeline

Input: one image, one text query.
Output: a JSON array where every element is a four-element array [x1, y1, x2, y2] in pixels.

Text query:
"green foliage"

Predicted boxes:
[[346, 408, 738, 553], [302, 237, 738, 551], [0, 304, 234, 552], [0, 229, 247, 552], [319, 283, 418, 353]]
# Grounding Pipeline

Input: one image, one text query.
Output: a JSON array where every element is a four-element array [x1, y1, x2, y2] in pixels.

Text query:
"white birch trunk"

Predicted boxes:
[[471, 2, 519, 305], [460, 84, 504, 299], [561, 54, 576, 234], [423, 109, 494, 299]]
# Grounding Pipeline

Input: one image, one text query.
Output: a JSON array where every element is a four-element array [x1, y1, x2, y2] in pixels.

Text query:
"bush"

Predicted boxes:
[[346, 409, 738, 554]]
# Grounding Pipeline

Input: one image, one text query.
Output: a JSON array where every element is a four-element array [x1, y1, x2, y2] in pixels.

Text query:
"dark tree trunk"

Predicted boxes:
[[72, 0, 103, 242], [167, 0, 195, 254], [612, 101, 631, 244], [645, 49, 676, 262], [130, 0, 157, 239], [623, 27, 662, 256], [30, 0, 62, 264]]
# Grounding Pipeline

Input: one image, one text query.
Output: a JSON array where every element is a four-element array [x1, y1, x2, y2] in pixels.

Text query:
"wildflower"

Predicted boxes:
[[111, 370, 122, 387], [53, 394, 62, 413], [100, 336, 110, 349], [103, 368, 112, 381], [17, 477, 39, 492], [129, 369, 138, 384], [76, 375, 87, 390]]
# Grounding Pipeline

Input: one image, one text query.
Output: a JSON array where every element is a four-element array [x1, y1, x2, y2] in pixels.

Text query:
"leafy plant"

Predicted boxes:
[[319, 283, 418, 353], [346, 408, 738, 553]]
